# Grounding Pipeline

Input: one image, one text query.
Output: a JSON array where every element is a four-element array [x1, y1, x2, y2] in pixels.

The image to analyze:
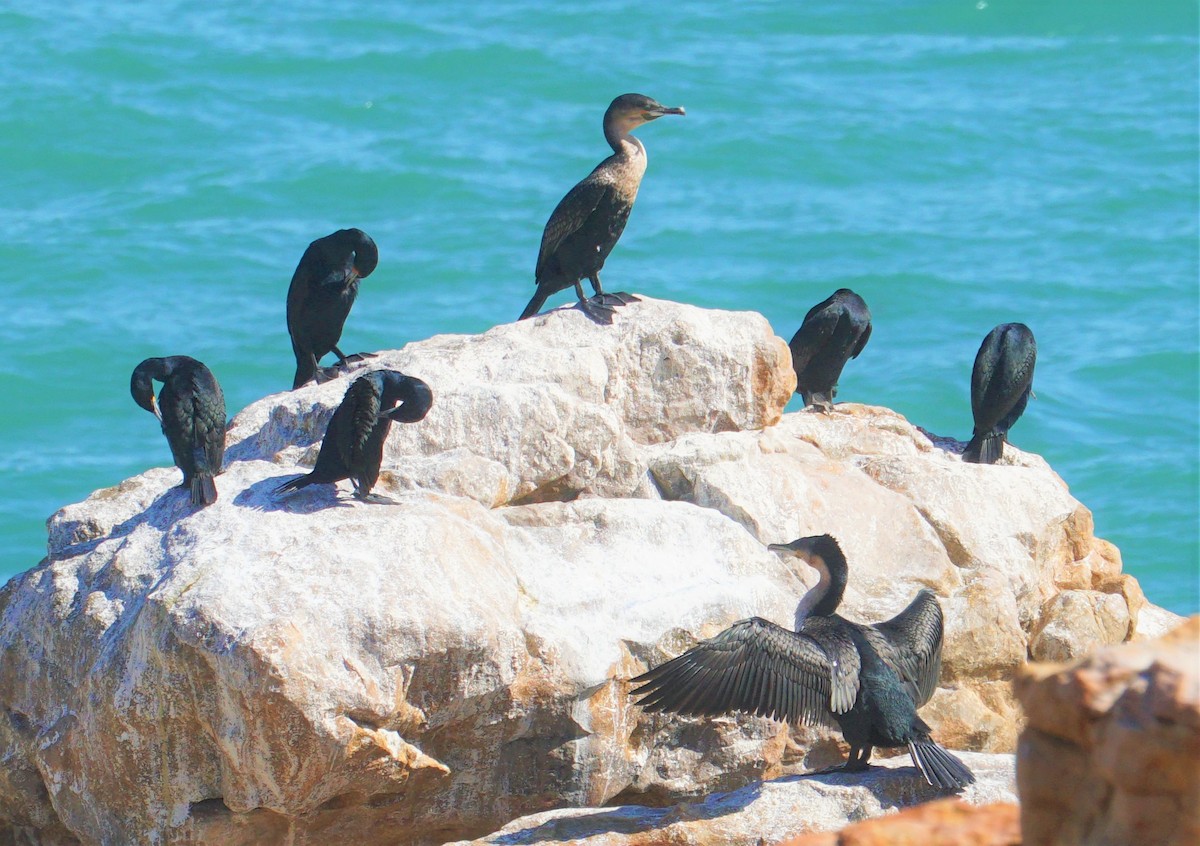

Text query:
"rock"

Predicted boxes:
[[0, 299, 1172, 845], [447, 753, 1017, 845], [1014, 616, 1200, 846], [778, 799, 1021, 846]]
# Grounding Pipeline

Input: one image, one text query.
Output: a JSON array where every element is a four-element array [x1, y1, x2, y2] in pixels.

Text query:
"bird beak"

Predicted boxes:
[[150, 395, 163, 423], [656, 105, 685, 117], [767, 543, 793, 553]]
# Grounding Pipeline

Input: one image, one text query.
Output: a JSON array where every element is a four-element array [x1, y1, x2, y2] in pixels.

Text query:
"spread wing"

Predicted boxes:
[[535, 178, 611, 280], [868, 589, 944, 707], [631, 616, 858, 727]]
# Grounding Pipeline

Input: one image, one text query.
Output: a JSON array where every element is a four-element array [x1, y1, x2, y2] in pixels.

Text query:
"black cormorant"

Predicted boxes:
[[286, 228, 380, 389], [519, 93, 685, 325], [963, 323, 1036, 465], [130, 356, 227, 507], [275, 370, 433, 502], [788, 289, 872, 411], [632, 534, 974, 790]]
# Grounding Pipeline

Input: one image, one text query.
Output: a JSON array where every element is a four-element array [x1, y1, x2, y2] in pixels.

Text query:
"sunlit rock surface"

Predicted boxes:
[[0, 299, 1169, 845]]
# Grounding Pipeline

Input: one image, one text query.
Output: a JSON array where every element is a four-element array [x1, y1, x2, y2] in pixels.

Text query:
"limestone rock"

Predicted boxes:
[[0, 299, 1172, 845], [447, 752, 1017, 846], [1015, 616, 1200, 846]]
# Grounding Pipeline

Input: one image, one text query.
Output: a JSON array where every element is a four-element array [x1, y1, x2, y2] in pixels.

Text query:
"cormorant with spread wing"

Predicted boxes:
[[632, 534, 974, 790], [519, 93, 685, 324], [275, 370, 432, 503]]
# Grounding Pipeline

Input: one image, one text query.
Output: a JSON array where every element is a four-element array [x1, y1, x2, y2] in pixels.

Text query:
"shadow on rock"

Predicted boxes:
[[233, 476, 352, 513], [491, 782, 763, 845]]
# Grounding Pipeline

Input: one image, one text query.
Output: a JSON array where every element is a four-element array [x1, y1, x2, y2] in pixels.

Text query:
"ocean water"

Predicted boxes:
[[0, 2, 1195, 614]]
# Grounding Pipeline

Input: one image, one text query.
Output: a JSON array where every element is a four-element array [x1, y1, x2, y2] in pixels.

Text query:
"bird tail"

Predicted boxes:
[[963, 431, 1003, 464], [274, 474, 312, 496], [908, 738, 975, 790], [191, 474, 218, 506], [519, 288, 550, 321]]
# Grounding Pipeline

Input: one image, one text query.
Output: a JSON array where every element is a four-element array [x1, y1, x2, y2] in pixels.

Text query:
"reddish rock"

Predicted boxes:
[[1015, 616, 1200, 846], [775, 798, 1020, 845]]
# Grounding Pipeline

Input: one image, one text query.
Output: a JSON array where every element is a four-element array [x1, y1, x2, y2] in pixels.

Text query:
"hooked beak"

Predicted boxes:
[[767, 543, 793, 553], [653, 105, 686, 117], [150, 395, 163, 423]]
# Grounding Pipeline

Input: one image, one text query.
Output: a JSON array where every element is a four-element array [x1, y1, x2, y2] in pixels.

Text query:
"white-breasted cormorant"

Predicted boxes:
[[632, 534, 974, 790], [963, 323, 1036, 464], [286, 228, 380, 389], [519, 93, 685, 325], [788, 288, 872, 411], [130, 356, 227, 507], [274, 370, 432, 503]]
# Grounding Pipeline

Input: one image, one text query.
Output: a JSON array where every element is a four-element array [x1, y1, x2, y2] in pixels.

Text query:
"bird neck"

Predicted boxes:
[[604, 123, 645, 158], [793, 557, 846, 628]]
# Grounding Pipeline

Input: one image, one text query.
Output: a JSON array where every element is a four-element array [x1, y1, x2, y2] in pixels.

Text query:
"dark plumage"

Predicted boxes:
[[274, 370, 433, 502], [286, 228, 380, 389], [788, 289, 872, 411], [963, 323, 1037, 464], [519, 93, 685, 325], [632, 534, 974, 790], [130, 356, 227, 507]]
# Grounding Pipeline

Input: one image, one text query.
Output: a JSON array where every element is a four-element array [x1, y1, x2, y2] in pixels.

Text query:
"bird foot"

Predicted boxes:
[[355, 492, 399, 505], [312, 366, 343, 385], [575, 297, 618, 325], [595, 291, 641, 307], [803, 399, 835, 413], [339, 352, 378, 365]]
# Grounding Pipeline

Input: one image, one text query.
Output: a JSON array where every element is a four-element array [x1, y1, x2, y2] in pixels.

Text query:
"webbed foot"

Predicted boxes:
[[595, 291, 641, 307], [354, 491, 399, 505], [575, 297, 617, 325]]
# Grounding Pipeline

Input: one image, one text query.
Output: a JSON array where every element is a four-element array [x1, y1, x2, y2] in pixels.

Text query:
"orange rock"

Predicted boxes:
[[775, 799, 1020, 845]]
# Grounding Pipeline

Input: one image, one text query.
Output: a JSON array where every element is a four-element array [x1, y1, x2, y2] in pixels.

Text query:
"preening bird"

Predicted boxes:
[[963, 323, 1036, 464], [286, 228, 380, 389], [788, 288, 872, 411], [519, 93, 685, 325], [275, 370, 432, 503], [632, 534, 975, 790], [130, 356, 227, 507]]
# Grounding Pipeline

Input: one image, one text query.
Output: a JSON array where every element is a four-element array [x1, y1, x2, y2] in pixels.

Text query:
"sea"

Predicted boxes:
[[0, 1, 1196, 615]]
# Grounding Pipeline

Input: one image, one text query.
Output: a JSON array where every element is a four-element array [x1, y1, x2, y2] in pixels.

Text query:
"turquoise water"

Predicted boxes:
[[0, 2, 1196, 614]]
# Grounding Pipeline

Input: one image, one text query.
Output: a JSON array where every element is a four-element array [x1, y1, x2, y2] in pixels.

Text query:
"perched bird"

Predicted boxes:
[[286, 228, 380, 389], [632, 535, 974, 790], [788, 289, 872, 411], [130, 356, 227, 507], [275, 370, 433, 503], [519, 93, 685, 325], [963, 323, 1037, 464]]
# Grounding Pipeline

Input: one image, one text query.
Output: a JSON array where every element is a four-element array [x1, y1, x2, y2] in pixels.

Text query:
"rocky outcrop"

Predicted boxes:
[[1014, 616, 1199, 846], [777, 798, 1020, 846], [449, 753, 1017, 846], [0, 299, 1170, 845]]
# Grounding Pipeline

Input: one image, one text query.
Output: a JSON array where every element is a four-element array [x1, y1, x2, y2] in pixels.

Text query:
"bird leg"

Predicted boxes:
[[842, 745, 873, 772], [572, 280, 617, 325], [589, 274, 641, 307]]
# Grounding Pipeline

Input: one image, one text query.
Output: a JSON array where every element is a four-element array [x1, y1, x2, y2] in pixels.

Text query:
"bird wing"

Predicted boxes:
[[868, 589, 944, 707], [190, 370, 226, 474], [630, 616, 850, 727], [850, 321, 872, 359], [788, 307, 841, 375], [345, 377, 384, 471], [535, 178, 612, 280]]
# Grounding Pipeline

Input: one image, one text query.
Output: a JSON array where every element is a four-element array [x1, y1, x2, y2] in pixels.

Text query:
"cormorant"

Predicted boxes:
[[130, 356, 227, 507], [963, 323, 1036, 465], [632, 534, 974, 790], [788, 288, 872, 411], [286, 228, 380, 389], [519, 93, 685, 325], [275, 370, 433, 503]]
